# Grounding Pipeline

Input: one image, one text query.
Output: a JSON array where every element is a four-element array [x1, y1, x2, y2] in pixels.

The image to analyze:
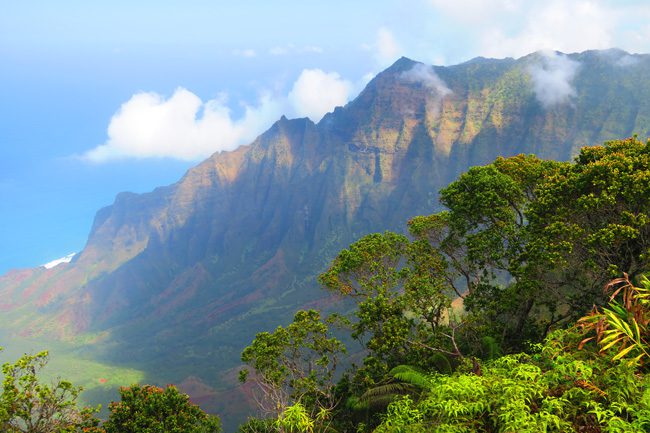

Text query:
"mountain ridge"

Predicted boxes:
[[3, 49, 650, 429]]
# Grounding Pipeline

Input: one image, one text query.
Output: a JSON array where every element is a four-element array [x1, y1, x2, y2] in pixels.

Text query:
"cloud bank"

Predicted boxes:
[[528, 52, 580, 108], [83, 69, 354, 162], [479, 0, 615, 58], [383, 0, 650, 65]]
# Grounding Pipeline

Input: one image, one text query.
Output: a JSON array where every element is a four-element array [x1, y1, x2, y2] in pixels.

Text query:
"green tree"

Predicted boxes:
[[527, 136, 650, 302], [410, 154, 565, 349], [258, 137, 650, 432], [320, 155, 564, 370], [240, 310, 345, 421], [324, 139, 650, 358], [237, 417, 275, 433], [319, 231, 458, 393], [0, 350, 100, 433], [102, 384, 221, 433]]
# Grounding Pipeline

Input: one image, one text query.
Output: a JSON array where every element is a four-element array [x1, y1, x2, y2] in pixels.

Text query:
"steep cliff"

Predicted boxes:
[[2, 49, 650, 427]]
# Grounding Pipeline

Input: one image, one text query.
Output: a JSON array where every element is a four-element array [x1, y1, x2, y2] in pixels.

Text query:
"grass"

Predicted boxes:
[[0, 334, 146, 416]]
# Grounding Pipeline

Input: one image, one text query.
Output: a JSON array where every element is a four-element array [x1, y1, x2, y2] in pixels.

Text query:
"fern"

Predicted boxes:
[[389, 365, 436, 390], [349, 382, 418, 411]]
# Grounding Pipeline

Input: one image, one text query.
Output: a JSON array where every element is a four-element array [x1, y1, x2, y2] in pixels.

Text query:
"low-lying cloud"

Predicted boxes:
[[401, 63, 452, 97], [528, 52, 580, 108], [615, 54, 640, 67], [596, 49, 642, 68], [82, 69, 355, 162], [401, 63, 452, 117]]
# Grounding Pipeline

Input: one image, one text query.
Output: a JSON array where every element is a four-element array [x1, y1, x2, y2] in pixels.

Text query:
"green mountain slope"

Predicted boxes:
[[2, 49, 650, 429]]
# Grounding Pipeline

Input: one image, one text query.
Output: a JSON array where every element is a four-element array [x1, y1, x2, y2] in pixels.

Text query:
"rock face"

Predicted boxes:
[[2, 49, 650, 427]]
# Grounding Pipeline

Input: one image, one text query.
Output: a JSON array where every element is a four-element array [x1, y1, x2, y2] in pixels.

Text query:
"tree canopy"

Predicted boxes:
[[102, 384, 221, 433], [0, 350, 100, 433], [0, 351, 221, 433]]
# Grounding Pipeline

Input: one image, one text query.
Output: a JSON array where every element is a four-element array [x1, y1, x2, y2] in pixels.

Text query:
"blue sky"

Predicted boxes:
[[2, 0, 650, 273]]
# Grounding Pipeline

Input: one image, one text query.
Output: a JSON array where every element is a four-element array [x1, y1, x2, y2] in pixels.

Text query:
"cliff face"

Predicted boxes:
[[2, 49, 650, 426]]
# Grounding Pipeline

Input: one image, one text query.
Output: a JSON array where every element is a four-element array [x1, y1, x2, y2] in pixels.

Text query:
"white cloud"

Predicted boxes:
[[483, 1, 614, 58], [429, 0, 520, 24], [82, 89, 284, 162], [615, 54, 640, 67], [595, 49, 642, 67], [269, 46, 289, 56], [528, 51, 580, 108], [401, 64, 452, 117], [232, 48, 257, 58], [358, 72, 376, 90], [626, 22, 650, 53], [422, 0, 650, 62], [401, 64, 452, 97], [288, 69, 352, 122], [303, 46, 324, 54], [83, 69, 357, 162]]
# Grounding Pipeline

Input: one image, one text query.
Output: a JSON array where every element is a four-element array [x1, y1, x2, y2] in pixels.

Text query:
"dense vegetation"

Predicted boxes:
[[239, 137, 650, 432], [2, 137, 649, 432], [0, 350, 221, 432], [5, 51, 650, 431]]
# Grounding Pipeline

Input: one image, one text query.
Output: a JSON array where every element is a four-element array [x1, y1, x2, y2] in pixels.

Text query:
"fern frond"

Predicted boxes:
[[390, 365, 436, 389]]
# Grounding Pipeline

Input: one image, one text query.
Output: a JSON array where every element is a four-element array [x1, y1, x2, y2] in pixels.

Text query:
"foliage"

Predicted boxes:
[[312, 137, 650, 432], [0, 350, 220, 433], [375, 330, 650, 432], [322, 139, 650, 360], [319, 230, 460, 392], [373, 270, 650, 432], [320, 155, 569, 373], [237, 416, 275, 433], [520, 137, 650, 336], [528, 137, 650, 281], [240, 310, 346, 418], [275, 403, 314, 433], [102, 384, 221, 433], [0, 350, 100, 433], [431, 155, 566, 347], [388, 365, 436, 391], [579, 273, 650, 366]]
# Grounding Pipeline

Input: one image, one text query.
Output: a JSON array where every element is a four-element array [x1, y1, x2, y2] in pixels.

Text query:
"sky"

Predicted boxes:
[[2, 0, 650, 273]]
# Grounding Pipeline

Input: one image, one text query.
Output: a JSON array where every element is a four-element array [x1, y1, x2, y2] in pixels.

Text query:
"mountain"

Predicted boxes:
[[2, 49, 650, 429]]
